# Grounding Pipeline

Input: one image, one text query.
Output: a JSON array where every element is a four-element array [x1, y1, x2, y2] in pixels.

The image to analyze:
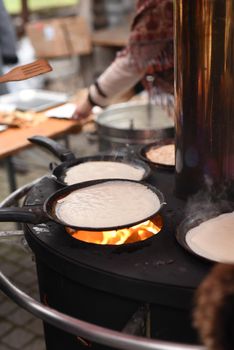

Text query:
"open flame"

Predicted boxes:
[[66, 215, 162, 245]]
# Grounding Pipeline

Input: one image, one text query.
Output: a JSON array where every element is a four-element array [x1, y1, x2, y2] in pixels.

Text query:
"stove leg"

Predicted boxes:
[[146, 304, 151, 338], [4, 156, 17, 193], [122, 304, 149, 336], [4, 157, 22, 229], [63, 135, 70, 150]]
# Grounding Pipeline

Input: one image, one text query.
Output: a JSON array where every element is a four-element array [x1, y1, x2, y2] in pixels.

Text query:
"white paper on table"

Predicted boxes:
[[0, 103, 16, 112], [0, 104, 14, 132], [45, 103, 76, 119], [0, 125, 8, 132]]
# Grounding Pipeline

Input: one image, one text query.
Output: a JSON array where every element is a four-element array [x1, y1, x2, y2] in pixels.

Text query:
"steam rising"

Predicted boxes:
[[185, 186, 234, 222], [183, 186, 234, 263]]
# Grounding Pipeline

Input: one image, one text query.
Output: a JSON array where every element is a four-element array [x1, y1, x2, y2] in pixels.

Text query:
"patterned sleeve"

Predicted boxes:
[[88, 55, 145, 108], [88, 0, 174, 107], [120, 0, 174, 71]]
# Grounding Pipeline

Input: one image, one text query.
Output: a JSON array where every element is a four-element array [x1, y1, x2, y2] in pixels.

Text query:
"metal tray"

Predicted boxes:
[[0, 89, 68, 112]]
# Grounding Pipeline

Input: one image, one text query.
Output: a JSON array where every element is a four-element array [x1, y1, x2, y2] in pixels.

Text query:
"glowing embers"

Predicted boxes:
[[66, 215, 163, 245]]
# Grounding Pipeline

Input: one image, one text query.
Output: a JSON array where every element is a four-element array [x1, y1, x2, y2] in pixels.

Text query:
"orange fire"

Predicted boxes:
[[66, 215, 163, 245]]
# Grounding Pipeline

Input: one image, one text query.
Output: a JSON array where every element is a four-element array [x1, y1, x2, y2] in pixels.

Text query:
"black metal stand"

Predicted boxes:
[[0, 178, 205, 350]]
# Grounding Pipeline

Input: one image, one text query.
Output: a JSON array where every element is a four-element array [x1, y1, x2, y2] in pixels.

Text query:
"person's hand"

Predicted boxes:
[[72, 98, 93, 120]]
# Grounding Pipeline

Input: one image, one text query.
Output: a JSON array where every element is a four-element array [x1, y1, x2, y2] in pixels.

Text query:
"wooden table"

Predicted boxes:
[[0, 86, 135, 193], [0, 117, 81, 192], [92, 25, 129, 48], [0, 88, 91, 192]]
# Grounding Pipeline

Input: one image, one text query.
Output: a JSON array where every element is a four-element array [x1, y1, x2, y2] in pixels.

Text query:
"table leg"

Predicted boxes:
[[64, 135, 70, 149], [4, 156, 17, 193], [79, 54, 94, 86], [4, 157, 22, 229]]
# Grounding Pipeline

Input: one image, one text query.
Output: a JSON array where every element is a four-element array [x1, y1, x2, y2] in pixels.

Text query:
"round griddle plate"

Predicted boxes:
[[24, 172, 211, 307], [139, 139, 175, 171], [45, 179, 165, 231], [176, 208, 234, 264], [55, 154, 151, 185]]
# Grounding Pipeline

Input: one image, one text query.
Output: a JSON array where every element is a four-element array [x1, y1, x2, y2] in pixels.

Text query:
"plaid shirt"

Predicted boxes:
[[119, 0, 173, 70], [89, 0, 174, 108]]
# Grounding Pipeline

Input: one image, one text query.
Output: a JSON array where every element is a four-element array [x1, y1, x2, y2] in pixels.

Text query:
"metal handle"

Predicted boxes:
[[0, 206, 48, 224], [0, 177, 44, 209], [0, 269, 204, 350], [0, 75, 9, 83], [0, 176, 48, 223], [28, 135, 76, 162]]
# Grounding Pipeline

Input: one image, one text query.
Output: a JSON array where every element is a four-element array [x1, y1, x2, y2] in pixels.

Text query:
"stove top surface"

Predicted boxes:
[[24, 171, 211, 306]]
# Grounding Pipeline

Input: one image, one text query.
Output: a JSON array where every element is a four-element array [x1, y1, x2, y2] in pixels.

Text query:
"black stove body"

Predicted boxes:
[[23, 170, 211, 350]]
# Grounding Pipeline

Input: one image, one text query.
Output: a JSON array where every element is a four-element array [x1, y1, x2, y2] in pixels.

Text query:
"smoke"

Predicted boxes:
[[108, 144, 137, 161], [185, 183, 234, 222]]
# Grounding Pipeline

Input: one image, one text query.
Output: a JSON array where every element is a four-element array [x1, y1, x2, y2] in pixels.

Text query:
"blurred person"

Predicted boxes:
[[0, 0, 18, 95], [72, 0, 173, 120], [193, 263, 234, 350]]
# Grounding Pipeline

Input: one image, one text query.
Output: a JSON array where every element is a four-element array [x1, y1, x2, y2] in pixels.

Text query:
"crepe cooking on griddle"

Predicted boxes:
[[64, 161, 146, 185], [186, 212, 234, 263], [146, 144, 175, 166], [55, 180, 161, 229]]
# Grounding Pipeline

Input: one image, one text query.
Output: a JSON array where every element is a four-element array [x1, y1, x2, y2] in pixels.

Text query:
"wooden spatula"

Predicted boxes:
[[0, 59, 52, 83]]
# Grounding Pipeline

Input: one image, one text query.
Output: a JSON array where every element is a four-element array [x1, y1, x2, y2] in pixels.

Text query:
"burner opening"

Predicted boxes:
[[66, 214, 163, 245]]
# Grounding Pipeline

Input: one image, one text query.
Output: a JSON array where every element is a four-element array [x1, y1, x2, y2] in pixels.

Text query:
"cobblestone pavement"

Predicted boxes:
[[0, 234, 46, 350], [0, 132, 98, 350]]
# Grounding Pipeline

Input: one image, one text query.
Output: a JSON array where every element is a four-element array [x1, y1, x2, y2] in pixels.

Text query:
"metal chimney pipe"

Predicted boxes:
[[174, 0, 234, 198]]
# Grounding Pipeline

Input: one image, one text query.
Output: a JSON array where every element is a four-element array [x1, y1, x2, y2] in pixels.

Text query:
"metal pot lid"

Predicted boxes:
[[96, 102, 174, 131]]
